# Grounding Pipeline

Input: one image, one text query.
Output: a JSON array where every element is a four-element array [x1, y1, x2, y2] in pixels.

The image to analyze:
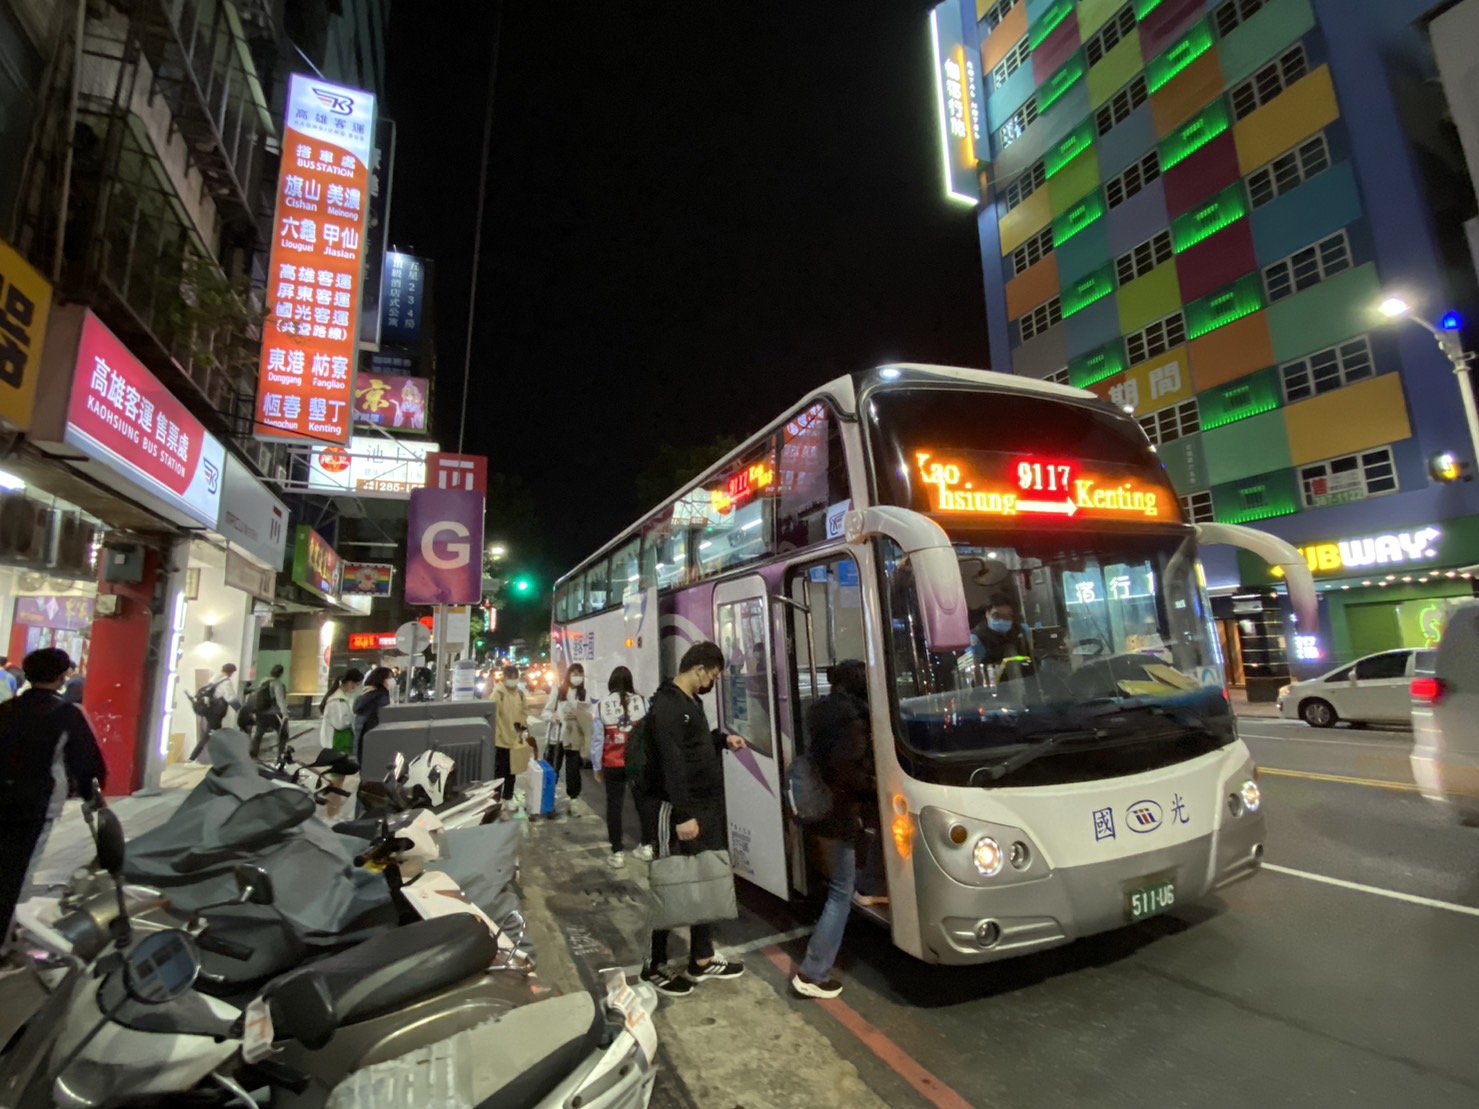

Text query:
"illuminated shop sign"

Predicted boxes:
[[1272, 527, 1443, 578], [929, 0, 982, 205], [916, 452, 1176, 521], [348, 632, 399, 652]]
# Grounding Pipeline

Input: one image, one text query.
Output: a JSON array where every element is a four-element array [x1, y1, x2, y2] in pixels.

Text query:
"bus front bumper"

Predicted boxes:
[[915, 816, 1265, 965]]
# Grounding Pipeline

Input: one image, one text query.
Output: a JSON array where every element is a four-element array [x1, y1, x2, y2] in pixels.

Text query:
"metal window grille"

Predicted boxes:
[[1280, 335, 1376, 402]]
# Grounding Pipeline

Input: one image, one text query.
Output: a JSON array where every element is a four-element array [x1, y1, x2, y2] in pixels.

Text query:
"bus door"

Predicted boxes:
[[713, 576, 789, 899]]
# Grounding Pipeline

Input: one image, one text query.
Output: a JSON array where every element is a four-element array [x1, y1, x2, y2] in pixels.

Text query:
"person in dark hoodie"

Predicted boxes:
[[1, 648, 107, 946], [639, 640, 750, 997], [352, 666, 394, 761], [791, 660, 878, 999]]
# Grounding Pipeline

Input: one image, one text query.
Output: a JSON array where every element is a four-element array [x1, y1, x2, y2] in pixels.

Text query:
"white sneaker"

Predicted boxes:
[[632, 844, 655, 862], [608, 851, 626, 869]]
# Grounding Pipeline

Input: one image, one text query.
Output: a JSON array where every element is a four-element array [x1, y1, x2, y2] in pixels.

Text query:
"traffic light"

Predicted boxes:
[[1429, 451, 1472, 483], [512, 575, 534, 595]]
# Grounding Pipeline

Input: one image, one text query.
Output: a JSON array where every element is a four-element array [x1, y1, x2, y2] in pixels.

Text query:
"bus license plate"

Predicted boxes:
[[1128, 878, 1176, 921]]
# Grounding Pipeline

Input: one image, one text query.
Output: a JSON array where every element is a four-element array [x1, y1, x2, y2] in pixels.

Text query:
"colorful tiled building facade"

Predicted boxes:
[[934, 0, 1479, 690]]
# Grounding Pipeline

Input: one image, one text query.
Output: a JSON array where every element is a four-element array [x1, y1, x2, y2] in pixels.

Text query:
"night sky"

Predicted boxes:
[[384, 2, 989, 579]]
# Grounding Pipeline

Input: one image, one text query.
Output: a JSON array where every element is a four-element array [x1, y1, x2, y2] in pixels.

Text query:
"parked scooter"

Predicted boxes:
[[1, 789, 659, 1108], [354, 748, 503, 829]]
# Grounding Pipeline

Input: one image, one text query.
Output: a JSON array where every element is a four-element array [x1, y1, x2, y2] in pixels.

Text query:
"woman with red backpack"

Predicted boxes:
[[592, 665, 648, 869]]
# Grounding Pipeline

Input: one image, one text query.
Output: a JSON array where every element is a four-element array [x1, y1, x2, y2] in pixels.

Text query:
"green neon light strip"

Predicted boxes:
[[1134, 0, 1166, 19], [1223, 505, 1299, 525], [1201, 401, 1280, 430], [1069, 341, 1127, 388], [1146, 19, 1213, 93], [1029, 0, 1075, 48], [1159, 100, 1231, 170], [1052, 189, 1106, 246], [1172, 182, 1249, 252], [1062, 264, 1115, 317], [1040, 51, 1087, 112], [1185, 274, 1266, 340], [1044, 120, 1094, 178]]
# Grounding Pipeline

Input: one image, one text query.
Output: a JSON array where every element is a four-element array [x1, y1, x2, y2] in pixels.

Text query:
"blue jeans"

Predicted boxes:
[[799, 837, 856, 982]]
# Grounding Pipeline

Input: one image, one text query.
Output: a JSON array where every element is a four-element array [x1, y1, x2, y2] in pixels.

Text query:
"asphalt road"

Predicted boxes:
[[570, 714, 1479, 1108]]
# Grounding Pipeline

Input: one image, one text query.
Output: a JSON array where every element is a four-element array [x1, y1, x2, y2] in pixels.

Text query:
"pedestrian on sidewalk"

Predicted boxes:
[[0, 656, 17, 703], [250, 664, 289, 759], [593, 666, 648, 868], [352, 667, 394, 763], [639, 641, 749, 997], [0, 649, 107, 949], [543, 663, 592, 817], [492, 664, 535, 812], [792, 660, 877, 1000], [320, 668, 363, 755], [189, 662, 238, 761]]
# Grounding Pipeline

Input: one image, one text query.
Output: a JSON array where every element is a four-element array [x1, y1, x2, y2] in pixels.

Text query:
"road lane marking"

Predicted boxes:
[[761, 947, 975, 1109], [1241, 732, 1410, 751], [1257, 767, 1420, 792], [1263, 863, 1479, 919]]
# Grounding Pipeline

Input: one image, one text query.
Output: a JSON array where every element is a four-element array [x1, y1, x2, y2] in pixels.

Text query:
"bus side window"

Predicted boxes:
[[787, 557, 867, 751]]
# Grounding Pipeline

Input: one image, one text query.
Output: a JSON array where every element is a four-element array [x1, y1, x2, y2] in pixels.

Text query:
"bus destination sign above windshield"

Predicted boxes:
[[916, 452, 1175, 522]]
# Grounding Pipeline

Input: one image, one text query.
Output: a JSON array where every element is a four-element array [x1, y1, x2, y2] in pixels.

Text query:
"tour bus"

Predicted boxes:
[[550, 365, 1314, 965]]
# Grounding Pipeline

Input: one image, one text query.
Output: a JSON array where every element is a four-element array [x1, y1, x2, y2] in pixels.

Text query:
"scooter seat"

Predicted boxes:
[[308, 750, 359, 775], [268, 914, 497, 1037]]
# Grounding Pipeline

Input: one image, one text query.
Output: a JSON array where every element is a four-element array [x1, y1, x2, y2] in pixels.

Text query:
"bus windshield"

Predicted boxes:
[[882, 529, 1234, 786]]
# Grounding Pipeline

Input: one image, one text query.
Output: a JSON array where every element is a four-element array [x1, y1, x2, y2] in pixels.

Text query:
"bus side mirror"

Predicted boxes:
[[845, 506, 971, 653]]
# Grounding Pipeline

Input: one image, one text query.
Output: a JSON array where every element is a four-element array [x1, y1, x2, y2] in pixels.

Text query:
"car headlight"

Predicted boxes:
[[1240, 779, 1261, 814], [972, 836, 1004, 877]]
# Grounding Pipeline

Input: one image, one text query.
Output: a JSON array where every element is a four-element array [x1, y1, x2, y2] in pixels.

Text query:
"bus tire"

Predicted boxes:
[[1300, 698, 1337, 728]]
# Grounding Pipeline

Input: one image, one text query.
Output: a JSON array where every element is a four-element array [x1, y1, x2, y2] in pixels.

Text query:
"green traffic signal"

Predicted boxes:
[[514, 577, 533, 594]]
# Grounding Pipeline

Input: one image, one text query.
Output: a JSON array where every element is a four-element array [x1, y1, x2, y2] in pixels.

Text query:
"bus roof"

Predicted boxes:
[[554, 364, 1105, 586]]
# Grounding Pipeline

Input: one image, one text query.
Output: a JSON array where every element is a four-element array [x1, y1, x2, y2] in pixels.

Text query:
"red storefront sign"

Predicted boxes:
[[65, 313, 225, 528], [425, 452, 488, 494], [348, 632, 399, 651], [255, 75, 376, 444]]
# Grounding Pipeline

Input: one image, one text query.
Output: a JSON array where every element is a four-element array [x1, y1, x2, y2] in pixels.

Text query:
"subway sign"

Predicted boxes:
[[1272, 526, 1443, 578]]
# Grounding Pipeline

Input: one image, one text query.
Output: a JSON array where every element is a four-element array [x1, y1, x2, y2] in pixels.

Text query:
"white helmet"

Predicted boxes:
[[403, 750, 457, 808], [392, 810, 449, 867]]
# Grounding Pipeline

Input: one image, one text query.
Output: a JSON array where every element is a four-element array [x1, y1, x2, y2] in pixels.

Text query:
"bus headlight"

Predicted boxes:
[[1240, 779, 1261, 814], [972, 836, 1004, 877]]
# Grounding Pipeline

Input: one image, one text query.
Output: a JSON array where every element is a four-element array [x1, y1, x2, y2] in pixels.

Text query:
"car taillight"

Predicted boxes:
[[1411, 676, 1445, 704]]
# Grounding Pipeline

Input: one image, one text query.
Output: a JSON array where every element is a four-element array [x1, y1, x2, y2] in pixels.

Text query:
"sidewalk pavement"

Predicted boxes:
[[1229, 687, 1281, 719]]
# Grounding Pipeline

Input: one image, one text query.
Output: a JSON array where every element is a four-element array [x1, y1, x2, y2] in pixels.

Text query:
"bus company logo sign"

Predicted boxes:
[[1126, 800, 1163, 833]]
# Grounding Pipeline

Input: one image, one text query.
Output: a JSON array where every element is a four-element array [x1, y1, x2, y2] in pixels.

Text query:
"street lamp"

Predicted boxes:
[[1376, 295, 1478, 466], [488, 543, 508, 561]]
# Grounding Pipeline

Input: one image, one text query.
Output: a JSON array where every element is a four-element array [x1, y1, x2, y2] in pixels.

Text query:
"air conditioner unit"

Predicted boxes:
[[0, 494, 52, 566], [51, 513, 99, 578], [101, 543, 145, 584]]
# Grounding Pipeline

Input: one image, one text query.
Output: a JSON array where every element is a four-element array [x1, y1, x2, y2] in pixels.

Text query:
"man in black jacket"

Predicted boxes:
[[0, 649, 107, 945], [639, 640, 750, 997]]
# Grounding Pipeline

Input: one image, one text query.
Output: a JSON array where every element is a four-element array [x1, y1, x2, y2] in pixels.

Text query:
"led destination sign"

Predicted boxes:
[[916, 452, 1176, 522]]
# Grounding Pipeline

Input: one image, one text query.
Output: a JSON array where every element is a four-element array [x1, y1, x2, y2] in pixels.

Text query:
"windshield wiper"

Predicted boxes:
[[975, 729, 1099, 784]]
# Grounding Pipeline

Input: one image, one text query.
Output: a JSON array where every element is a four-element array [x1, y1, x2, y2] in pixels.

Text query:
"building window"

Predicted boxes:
[[1010, 226, 1056, 276], [1247, 134, 1330, 209], [1299, 446, 1398, 508], [1095, 75, 1148, 137], [1002, 161, 1047, 213], [1281, 335, 1376, 402], [1230, 43, 1308, 121], [1085, 4, 1137, 67], [993, 37, 1032, 88], [1018, 296, 1063, 342], [980, 0, 1021, 34], [1045, 366, 1071, 385], [1105, 150, 1161, 210], [998, 96, 1039, 150], [1180, 491, 1215, 523], [1115, 230, 1175, 286], [1126, 311, 1186, 364], [1263, 230, 1352, 303], [1139, 399, 1201, 445], [1213, 0, 1269, 38]]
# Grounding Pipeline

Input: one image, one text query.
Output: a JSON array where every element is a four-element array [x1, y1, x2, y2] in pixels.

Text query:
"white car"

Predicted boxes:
[[1277, 648, 1420, 727], [1411, 602, 1479, 824]]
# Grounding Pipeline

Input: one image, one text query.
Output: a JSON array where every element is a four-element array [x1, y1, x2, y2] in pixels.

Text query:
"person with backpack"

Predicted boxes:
[[352, 666, 394, 762], [0, 649, 106, 949], [542, 663, 592, 817], [320, 668, 364, 755], [592, 666, 649, 868], [249, 664, 289, 759], [791, 659, 877, 1000], [188, 663, 238, 761]]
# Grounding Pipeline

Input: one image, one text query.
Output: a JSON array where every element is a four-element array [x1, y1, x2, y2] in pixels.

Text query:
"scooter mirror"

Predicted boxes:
[[499, 911, 526, 939], [123, 930, 201, 1004], [233, 864, 276, 906], [94, 807, 126, 876]]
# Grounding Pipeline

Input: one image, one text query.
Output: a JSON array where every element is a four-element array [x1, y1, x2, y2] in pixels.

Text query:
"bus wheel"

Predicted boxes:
[[1300, 699, 1337, 728]]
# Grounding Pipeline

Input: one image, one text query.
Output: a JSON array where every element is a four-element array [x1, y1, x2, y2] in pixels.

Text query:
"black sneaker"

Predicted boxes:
[[640, 964, 694, 997], [792, 973, 843, 999], [687, 953, 745, 982]]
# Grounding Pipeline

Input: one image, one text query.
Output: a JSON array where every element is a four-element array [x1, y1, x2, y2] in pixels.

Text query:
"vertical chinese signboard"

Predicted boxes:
[[292, 525, 343, 600], [929, 0, 983, 205], [381, 252, 425, 347], [359, 118, 396, 349], [0, 236, 53, 431], [256, 75, 377, 444]]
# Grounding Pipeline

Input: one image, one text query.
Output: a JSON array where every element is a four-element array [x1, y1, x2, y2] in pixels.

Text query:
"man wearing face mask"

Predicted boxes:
[[639, 640, 750, 996], [491, 664, 535, 810], [971, 593, 1033, 667]]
